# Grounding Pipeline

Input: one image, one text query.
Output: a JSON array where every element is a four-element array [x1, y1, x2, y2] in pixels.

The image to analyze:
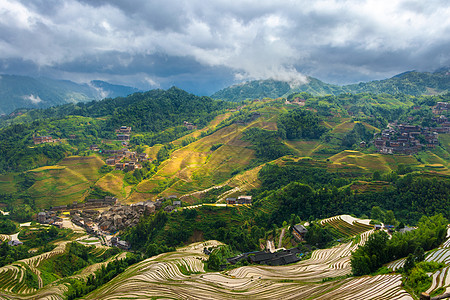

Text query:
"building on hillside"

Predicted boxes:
[[33, 136, 53, 145], [90, 144, 100, 151], [292, 224, 308, 241], [173, 200, 181, 207], [246, 247, 303, 266], [124, 151, 136, 159], [37, 212, 46, 223], [138, 153, 148, 162], [117, 134, 130, 141], [116, 126, 132, 133], [226, 198, 237, 205], [8, 240, 23, 246], [106, 158, 117, 165], [37, 211, 63, 224], [183, 121, 197, 130], [237, 195, 252, 204]]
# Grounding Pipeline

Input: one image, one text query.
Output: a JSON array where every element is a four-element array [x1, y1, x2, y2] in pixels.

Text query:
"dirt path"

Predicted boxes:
[[278, 228, 286, 249]]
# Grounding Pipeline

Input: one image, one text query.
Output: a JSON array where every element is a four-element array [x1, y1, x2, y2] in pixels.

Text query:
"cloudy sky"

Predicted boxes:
[[0, 0, 449, 95]]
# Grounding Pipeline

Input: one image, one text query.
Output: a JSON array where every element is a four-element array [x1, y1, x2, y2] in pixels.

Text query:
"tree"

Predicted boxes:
[[371, 206, 384, 222]]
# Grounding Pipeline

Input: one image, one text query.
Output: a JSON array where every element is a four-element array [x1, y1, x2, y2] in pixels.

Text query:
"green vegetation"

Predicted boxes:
[[206, 245, 235, 271], [350, 214, 447, 276], [242, 127, 292, 161], [277, 109, 327, 139], [254, 162, 449, 225], [39, 242, 120, 279], [211, 79, 291, 101], [0, 216, 16, 234], [403, 261, 445, 296]]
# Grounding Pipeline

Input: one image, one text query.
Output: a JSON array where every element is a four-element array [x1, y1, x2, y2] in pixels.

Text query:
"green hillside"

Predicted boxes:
[[1, 88, 449, 212], [0, 86, 449, 300]]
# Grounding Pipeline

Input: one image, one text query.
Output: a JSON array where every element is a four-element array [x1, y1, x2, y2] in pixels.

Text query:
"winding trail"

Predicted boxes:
[[278, 228, 286, 249]]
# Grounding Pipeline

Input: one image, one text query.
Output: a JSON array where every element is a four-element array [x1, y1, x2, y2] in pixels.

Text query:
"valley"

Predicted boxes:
[[0, 84, 449, 299]]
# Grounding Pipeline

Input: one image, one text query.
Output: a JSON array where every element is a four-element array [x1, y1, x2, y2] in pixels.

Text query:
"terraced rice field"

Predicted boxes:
[[0, 241, 69, 294], [320, 215, 373, 237], [0, 242, 126, 300], [0, 234, 10, 242], [79, 232, 415, 300], [4, 220, 447, 299]]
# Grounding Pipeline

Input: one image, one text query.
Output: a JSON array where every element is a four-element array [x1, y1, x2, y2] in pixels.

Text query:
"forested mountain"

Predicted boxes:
[[0, 75, 140, 115], [0, 87, 230, 172], [211, 69, 450, 101]]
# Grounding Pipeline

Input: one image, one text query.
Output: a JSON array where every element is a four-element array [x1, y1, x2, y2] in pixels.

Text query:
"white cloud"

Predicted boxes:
[[0, 0, 449, 91], [23, 94, 42, 104]]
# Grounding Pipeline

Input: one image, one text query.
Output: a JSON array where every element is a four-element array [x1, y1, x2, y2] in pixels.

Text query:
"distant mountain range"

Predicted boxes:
[[1, 69, 449, 114], [0, 75, 140, 115], [211, 69, 450, 101]]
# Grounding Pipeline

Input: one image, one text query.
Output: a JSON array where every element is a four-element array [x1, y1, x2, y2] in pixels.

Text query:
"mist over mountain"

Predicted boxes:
[[0, 75, 140, 115], [211, 69, 450, 101]]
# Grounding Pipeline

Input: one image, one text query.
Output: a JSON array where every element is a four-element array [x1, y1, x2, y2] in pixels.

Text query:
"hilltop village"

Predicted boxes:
[[372, 102, 450, 154]]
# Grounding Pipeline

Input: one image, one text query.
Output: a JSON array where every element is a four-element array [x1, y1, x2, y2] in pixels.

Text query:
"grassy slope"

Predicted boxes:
[[0, 174, 17, 194], [27, 156, 104, 209], [95, 171, 131, 199], [127, 107, 283, 203]]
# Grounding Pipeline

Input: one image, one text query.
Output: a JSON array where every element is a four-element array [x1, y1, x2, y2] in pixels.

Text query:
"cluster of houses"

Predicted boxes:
[[432, 102, 450, 114], [103, 148, 148, 171], [33, 135, 59, 145], [225, 196, 252, 205], [116, 126, 132, 141], [285, 97, 306, 107], [374, 224, 415, 234], [373, 124, 444, 155], [37, 211, 63, 227], [226, 247, 304, 267]]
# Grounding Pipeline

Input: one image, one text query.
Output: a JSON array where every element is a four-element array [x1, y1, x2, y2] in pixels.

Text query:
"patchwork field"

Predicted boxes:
[[27, 156, 104, 208]]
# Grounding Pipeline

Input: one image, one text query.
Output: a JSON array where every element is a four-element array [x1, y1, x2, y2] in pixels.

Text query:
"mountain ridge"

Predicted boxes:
[[0, 75, 141, 115], [211, 69, 450, 101]]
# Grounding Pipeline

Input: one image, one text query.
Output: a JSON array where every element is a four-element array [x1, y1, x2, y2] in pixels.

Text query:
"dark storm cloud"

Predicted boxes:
[[0, 0, 449, 94]]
